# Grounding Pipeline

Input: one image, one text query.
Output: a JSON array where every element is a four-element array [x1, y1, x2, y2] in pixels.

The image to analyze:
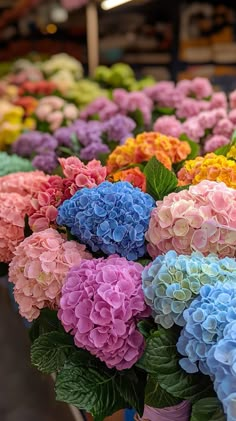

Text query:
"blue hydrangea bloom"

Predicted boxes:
[[207, 321, 236, 421], [57, 181, 155, 260], [142, 250, 236, 329], [177, 282, 236, 376]]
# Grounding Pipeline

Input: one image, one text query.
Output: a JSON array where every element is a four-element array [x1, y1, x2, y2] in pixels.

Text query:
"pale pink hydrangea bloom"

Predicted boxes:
[[229, 109, 236, 125], [59, 156, 107, 187], [0, 192, 32, 263], [113, 89, 153, 126], [182, 117, 204, 142], [190, 77, 213, 99], [153, 116, 183, 138], [176, 98, 204, 119], [146, 180, 236, 259], [59, 255, 150, 370], [0, 171, 49, 196], [9, 228, 92, 321], [209, 92, 227, 110], [213, 118, 234, 138], [204, 135, 230, 153]]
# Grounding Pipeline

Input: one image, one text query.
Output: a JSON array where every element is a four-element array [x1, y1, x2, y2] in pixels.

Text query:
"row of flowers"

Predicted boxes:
[[2, 55, 236, 421]]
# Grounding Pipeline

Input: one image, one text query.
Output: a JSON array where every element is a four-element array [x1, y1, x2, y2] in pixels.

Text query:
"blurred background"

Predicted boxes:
[[0, 0, 236, 420]]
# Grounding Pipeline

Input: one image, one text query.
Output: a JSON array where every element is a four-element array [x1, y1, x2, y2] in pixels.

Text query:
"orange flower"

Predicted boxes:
[[107, 132, 190, 173], [14, 96, 38, 116], [109, 167, 146, 191], [178, 153, 236, 189]]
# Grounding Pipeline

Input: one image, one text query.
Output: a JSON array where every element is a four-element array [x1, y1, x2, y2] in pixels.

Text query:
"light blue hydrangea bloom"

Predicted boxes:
[[0, 152, 33, 176], [57, 181, 155, 260], [177, 282, 236, 376], [142, 250, 236, 328], [207, 321, 236, 421]]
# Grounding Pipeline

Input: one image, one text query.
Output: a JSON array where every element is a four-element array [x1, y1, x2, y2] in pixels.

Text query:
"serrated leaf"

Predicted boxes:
[[175, 184, 191, 193], [144, 157, 178, 200], [139, 327, 214, 403], [55, 351, 128, 420], [145, 375, 182, 408], [31, 331, 74, 374], [190, 398, 225, 421], [138, 319, 156, 339], [116, 368, 146, 415]]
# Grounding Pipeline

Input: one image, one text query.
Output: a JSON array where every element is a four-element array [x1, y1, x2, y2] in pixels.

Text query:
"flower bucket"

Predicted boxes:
[[136, 401, 191, 421]]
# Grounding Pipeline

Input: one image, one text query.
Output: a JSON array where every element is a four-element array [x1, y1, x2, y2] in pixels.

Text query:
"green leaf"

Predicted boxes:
[[145, 375, 182, 408], [139, 327, 214, 403], [29, 308, 63, 343], [137, 319, 156, 339], [190, 398, 225, 421], [144, 157, 178, 200], [31, 331, 74, 374], [175, 184, 191, 193], [70, 133, 81, 154], [98, 152, 109, 166], [174, 136, 200, 173], [137, 258, 152, 267], [55, 351, 129, 420], [116, 368, 146, 415]]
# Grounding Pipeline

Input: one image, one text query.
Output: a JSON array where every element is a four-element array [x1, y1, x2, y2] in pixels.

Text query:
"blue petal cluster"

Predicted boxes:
[[57, 181, 155, 260], [142, 251, 236, 329], [207, 321, 236, 421], [177, 282, 236, 376]]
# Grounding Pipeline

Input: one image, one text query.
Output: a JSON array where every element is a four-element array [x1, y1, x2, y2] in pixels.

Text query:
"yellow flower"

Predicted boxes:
[[178, 153, 236, 189], [24, 117, 36, 130], [0, 122, 21, 149], [227, 145, 236, 160]]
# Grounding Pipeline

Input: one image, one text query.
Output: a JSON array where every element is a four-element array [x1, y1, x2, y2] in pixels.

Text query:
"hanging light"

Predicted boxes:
[[50, 4, 68, 23], [101, 0, 133, 11]]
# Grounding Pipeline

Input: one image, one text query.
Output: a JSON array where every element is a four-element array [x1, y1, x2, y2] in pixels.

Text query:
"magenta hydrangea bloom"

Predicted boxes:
[[59, 255, 150, 370]]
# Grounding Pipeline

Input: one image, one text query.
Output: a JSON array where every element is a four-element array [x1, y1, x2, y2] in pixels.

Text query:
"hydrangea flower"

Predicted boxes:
[[0, 170, 48, 196], [142, 250, 236, 328], [207, 321, 236, 420], [177, 282, 236, 375], [59, 255, 150, 370], [57, 181, 155, 260], [146, 180, 236, 258], [0, 192, 31, 262], [0, 152, 34, 176], [9, 228, 91, 321]]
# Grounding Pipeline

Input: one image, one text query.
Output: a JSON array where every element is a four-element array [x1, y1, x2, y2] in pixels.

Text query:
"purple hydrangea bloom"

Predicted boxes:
[[32, 152, 58, 173], [59, 255, 150, 370], [12, 131, 58, 157]]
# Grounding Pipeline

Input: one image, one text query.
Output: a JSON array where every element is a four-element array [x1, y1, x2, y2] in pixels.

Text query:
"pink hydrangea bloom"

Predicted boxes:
[[29, 158, 107, 232], [59, 156, 107, 186], [230, 90, 236, 109], [80, 97, 119, 121], [209, 92, 227, 110], [59, 255, 150, 370], [176, 98, 203, 119], [0, 192, 31, 263], [9, 228, 91, 321], [213, 118, 234, 138], [176, 80, 193, 96], [113, 89, 153, 126], [182, 117, 204, 142], [190, 77, 213, 99], [0, 171, 49, 196], [146, 180, 236, 259], [204, 135, 230, 153], [144, 82, 177, 108], [153, 116, 183, 138]]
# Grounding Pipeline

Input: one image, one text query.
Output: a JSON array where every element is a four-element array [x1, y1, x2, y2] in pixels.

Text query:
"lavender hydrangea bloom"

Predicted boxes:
[[103, 115, 136, 144], [177, 282, 236, 376], [32, 152, 58, 173], [12, 131, 58, 156]]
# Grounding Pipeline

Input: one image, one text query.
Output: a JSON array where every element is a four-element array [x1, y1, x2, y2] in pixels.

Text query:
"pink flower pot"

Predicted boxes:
[[137, 401, 191, 421]]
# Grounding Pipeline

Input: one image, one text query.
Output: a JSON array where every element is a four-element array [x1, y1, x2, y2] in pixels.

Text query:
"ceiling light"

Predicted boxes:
[[46, 23, 58, 34], [101, 0, 133, 11], [51, 6, 68, 23]]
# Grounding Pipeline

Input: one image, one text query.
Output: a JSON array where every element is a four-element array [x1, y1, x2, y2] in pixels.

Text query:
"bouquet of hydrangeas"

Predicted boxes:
[[3, 127, 236, 421]]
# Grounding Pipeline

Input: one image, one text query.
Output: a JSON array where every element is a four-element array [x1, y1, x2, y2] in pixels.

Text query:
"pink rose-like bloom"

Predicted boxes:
[[47, 110, 64, 131], [63, 104, 79, 120], [0, 192, 31, 263], [40, 96, 65, 109], [230, 90, 236, 109], [9, 228, 91, 321], [0, 171, 49, 196], [35, 104, 53, 120], [213, 118, 234, 138], [146, 180, 236, 259], [190, 77, 213, 99], [204, 135, 230, 153], [59, 156, 107, 187], [59, 255, 150, 370], [153, 116, 183, 138]]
